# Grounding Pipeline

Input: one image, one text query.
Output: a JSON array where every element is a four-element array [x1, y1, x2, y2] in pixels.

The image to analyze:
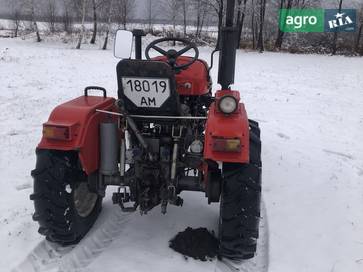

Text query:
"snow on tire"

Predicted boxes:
[[30, 150, 102, 245]]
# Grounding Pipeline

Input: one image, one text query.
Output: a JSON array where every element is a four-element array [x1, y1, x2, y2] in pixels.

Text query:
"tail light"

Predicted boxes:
[[212, 137, 241, 152], [43, 125, 71, 141]]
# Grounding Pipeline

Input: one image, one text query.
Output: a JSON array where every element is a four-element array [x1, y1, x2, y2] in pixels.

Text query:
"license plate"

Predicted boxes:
[[121, 77, 171, 108]]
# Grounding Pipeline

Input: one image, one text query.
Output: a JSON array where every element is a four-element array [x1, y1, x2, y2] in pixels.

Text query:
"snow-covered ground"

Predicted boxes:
[[0, 36, 362, 272]]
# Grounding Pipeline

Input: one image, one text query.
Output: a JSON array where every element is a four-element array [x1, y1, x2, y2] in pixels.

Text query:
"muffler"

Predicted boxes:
[[100, 122, 119, 176]]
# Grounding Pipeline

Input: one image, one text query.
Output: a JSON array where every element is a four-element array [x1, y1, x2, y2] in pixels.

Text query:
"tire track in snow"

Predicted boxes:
[[11, 240, 73, 272], [11, 209, 131, 272], [57, 210, 131, 272], [215, 200, 269, 272], [13, 201, 268, 272], [323, 149, 354, 160]]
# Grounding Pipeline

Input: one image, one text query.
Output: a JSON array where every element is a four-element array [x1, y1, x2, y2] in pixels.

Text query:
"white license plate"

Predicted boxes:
[[121, 77, 171, 108]]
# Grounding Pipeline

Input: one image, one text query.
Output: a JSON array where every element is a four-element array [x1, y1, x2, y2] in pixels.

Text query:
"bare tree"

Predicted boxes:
[[182, 0, 187, 37], [145, 0, 154, 33], [9, 0, 22, 37], [114, 0, 135, 30], [24, 0, 41, 42], [75, 0, 88, 49], [236, 0, 248, 47], [203, 0, 224, 49], [199, 1, 211, 39], [90, 0, 98, 43], [163, 0, 181, 39], [181, 0, 191, 37], [256, 0, 266, 52], [331, 0, 344, 55], [62, 0, 73, 34], [46, 0, 56, 33], [102, 0, 114, 50], [251, 0, 257, 48], [275, 0, 293, 50], [90, 0, 107, 44], [193, 0, 208, 38]]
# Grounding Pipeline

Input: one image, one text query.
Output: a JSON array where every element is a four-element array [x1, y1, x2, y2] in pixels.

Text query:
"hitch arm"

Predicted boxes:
[[125, 115, 149, 151]]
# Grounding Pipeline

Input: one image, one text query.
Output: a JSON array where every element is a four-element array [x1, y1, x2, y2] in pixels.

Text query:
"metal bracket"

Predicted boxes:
[[112, 186, 138, 212], [172, 125, 183, 139], [96, 109, 207, 120]]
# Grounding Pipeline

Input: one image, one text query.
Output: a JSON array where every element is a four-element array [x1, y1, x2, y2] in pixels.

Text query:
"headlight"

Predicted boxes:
[[218, 96, 237, 114]]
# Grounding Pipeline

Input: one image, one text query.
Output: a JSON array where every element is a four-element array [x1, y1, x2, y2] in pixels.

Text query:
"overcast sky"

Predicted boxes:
[[0, 0, 361, 19]]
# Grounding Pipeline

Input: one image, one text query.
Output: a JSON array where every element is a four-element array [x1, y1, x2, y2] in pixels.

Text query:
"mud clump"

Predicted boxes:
[[169, 227, 219, 261]]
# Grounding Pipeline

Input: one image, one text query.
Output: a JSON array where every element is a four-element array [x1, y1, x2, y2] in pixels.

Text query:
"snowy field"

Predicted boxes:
[[0, 37, 362, 272]]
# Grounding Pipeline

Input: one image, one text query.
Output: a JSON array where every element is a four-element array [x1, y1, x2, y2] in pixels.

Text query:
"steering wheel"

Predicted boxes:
[[145, 38, 199, 70]]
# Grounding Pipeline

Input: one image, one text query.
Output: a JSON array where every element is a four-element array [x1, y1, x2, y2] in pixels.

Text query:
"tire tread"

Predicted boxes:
[[31, 150, 102, 245], [219, 120, 262, 260]]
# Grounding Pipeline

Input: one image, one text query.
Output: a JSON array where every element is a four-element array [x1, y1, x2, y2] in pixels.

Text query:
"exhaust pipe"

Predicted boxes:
[[100, 122, 119, 176], [218, 0, 237, 90]]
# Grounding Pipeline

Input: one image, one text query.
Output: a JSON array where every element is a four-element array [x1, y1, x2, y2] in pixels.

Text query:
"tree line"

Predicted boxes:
[[6, 0, 136, 49], [3, 0, 363, 55]]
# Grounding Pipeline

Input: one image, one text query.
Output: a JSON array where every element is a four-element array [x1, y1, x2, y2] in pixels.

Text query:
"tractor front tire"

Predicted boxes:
[[218, 121, 262, 260], [30, 150, 102, 245]]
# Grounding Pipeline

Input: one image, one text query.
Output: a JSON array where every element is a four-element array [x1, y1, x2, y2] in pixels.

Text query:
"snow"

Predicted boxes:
[[0, 36, 362, 272]]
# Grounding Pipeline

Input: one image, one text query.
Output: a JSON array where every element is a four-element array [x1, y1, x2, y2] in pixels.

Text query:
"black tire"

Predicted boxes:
[[30, 150, 102, 245], [218, 120, 262, 260]]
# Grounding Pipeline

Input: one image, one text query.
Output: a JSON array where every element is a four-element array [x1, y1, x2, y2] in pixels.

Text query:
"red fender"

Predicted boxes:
[[38, 96, 117, 175], [203, 90, 250, 164]]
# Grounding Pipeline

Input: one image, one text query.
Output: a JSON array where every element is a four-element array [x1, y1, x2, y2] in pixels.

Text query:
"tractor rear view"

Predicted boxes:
[[30, 0, 262, 260]]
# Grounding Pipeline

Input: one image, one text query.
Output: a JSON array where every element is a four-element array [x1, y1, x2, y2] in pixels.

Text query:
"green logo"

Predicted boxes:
[[279, 9, 324, 32]]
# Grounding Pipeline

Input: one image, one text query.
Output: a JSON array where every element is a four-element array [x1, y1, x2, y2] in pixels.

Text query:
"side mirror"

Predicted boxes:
[[114, 30, 133, 59]]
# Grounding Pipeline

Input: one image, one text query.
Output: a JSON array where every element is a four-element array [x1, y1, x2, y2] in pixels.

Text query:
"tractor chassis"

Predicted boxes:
[[95, 108, 209, 214]]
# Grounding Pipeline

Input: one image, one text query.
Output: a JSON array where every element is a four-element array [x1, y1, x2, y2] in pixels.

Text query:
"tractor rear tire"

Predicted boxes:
[[218, 120, 262, 260], [30, 150, 102, 245]]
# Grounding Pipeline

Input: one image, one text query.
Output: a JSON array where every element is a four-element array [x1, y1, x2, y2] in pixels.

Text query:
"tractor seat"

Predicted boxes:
[[117, 59, 181, 116]]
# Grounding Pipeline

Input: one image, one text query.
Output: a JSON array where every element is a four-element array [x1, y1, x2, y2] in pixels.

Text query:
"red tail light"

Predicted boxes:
[[212, 137, 241, 152], [43, 125, 71, 141]]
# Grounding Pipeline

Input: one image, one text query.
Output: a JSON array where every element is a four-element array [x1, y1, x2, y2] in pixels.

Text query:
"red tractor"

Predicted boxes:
[[30, 0, 261, 260]]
